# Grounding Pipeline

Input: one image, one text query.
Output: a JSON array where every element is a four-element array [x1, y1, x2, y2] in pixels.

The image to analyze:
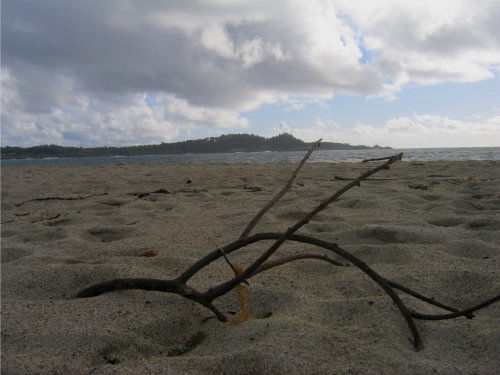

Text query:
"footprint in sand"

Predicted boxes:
[[418, 194, 443, 201], [1, 247, 33, 263], [452, 199, 485, 211], [347, 245, 413, 265], [435, 270, 497, 296], [45, 217, 73, 227], [427, 217, 464, 227], [353, 225, 436, 245], [466, 218, 498, 231], [81, 226, 139, 242], [12, 228, 68, 243], [356, 226, 403, 243], [445, 239, 494, 259], [95, 198, 131, 207], [307, 223, 339, 234], [273, 210, 332, 222], [336, 198, 378, 209], [273, 210, 310, 222]]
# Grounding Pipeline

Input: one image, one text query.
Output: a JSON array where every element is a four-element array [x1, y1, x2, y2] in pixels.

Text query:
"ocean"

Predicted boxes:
[[1, 147, 499, 167]]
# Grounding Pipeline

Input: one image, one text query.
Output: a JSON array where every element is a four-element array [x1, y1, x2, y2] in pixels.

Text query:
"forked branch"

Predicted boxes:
[[201, 153, 403, 303], [75, 149, 498, 352]]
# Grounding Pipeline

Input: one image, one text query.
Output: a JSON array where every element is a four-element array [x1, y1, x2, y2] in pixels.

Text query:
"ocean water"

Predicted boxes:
[[1, 147, 499, 167]]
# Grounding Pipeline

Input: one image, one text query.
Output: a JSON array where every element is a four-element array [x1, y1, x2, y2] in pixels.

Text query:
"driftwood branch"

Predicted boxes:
[[74, 149, 498, 352], [75, 277, 227, 322], [201, 153, 404, 304], [240, 139, 321, 238], [75, 230, 499, 351]]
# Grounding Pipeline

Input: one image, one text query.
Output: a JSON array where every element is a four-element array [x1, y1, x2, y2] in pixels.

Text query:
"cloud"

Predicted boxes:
[[336, 0, 500, 91], [1, 0, 379, 111], [2, 0, 499, 146], [275, 114, 500, 148], [1, 70, 248, 147]]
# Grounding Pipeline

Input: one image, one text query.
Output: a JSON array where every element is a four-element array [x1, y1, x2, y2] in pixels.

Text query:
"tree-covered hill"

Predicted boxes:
[[0, 133, 389, 159]]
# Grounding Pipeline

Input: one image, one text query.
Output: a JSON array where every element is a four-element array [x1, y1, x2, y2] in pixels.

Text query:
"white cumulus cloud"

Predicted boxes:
[[1, 0, 499, 146], [277, 114, 500, 148]]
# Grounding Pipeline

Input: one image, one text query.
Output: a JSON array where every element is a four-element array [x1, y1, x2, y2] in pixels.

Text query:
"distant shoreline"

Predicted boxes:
[[2, 147, 498, 167], [0, 133, 389, 160], [0, 148, 380, 160]]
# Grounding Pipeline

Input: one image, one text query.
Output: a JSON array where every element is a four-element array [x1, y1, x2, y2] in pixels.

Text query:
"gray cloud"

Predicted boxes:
[[2, 0, 499, 146]]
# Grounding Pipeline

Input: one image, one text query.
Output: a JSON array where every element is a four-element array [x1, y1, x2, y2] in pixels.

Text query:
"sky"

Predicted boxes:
[[1, 0, 500, 148]]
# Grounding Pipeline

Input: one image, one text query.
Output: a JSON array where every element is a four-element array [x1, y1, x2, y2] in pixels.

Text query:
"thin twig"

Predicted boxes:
[[219, 248, 249, 285], [240, 139, 322, 238], [255, 252, 346, 272], [411, 294, 500, 320], [14, 212, 30, 216], [362, 156, 400, 162], [128, 188, 171, 198], [333, 176, 400, 181], [15, 192, 108, 207], [223, 139, 320, 282], [386, 280, 475, 318], [30, 213, 61, 223]]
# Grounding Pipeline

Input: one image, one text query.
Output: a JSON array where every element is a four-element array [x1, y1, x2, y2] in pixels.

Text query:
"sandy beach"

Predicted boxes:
[[1, 160, 499, 374]]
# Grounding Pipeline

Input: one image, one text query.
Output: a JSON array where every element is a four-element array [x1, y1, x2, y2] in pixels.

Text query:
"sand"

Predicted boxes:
[[1, 160, 499, 374]]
